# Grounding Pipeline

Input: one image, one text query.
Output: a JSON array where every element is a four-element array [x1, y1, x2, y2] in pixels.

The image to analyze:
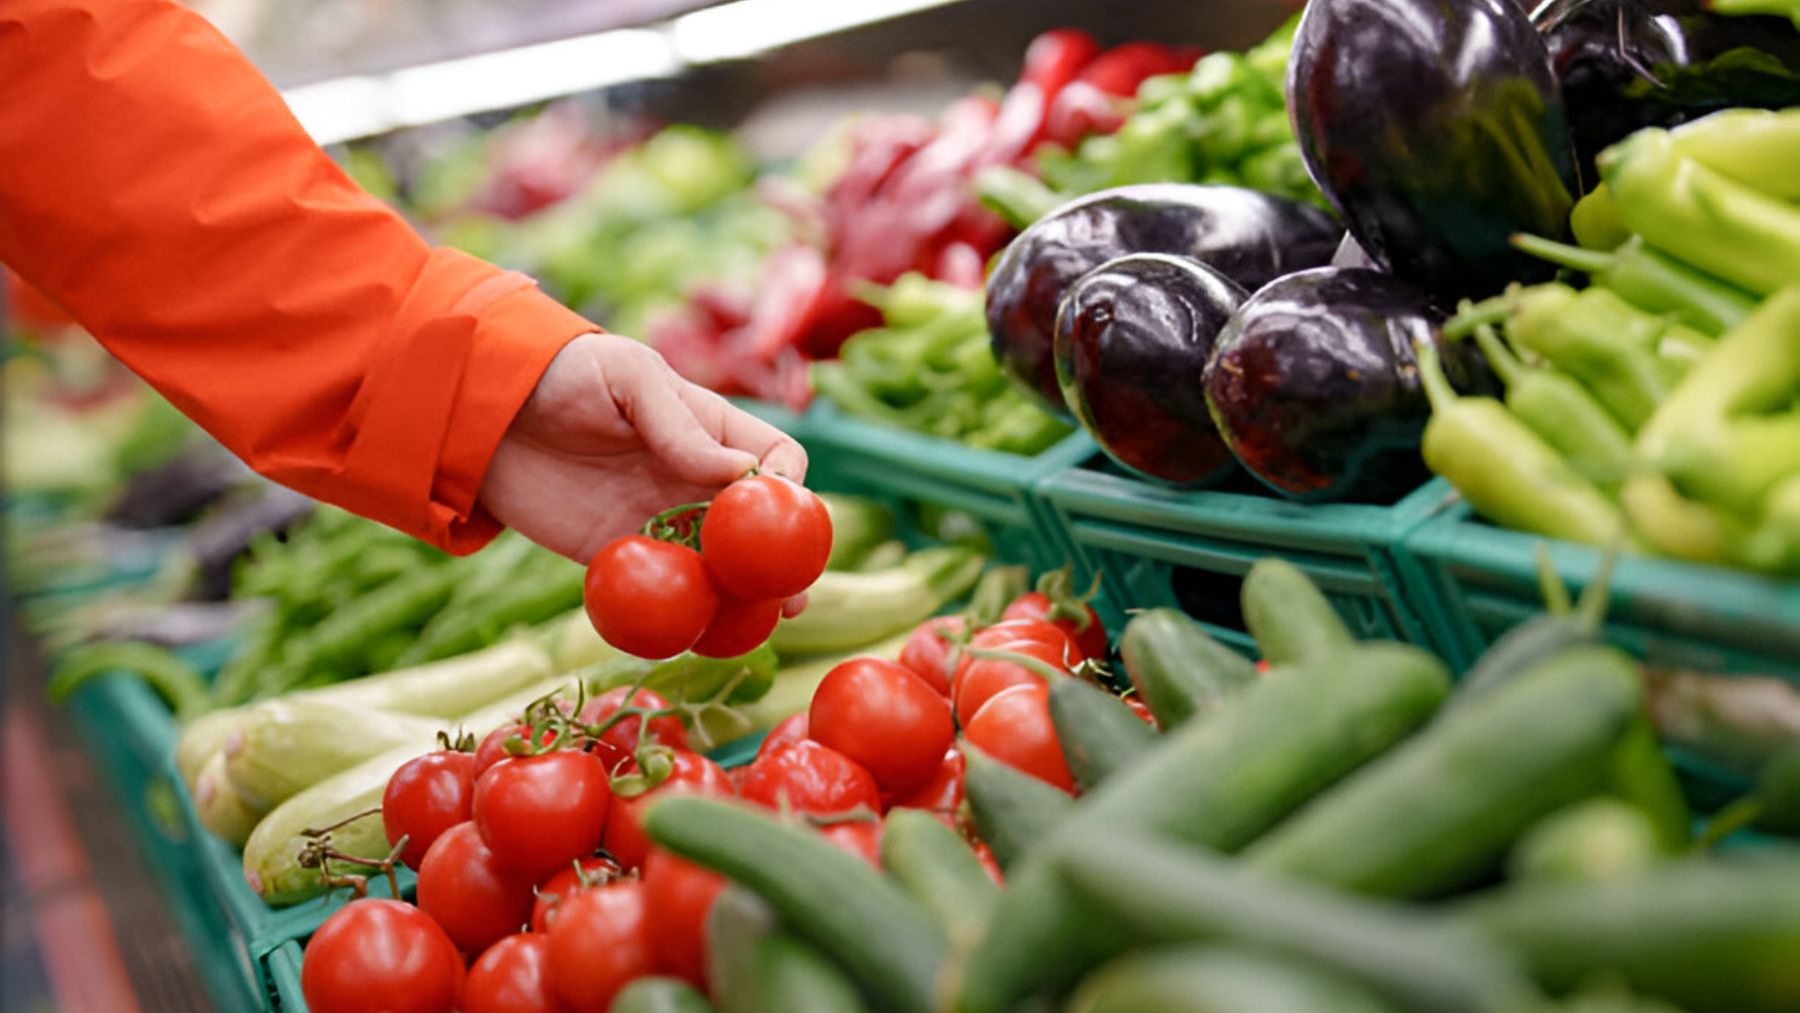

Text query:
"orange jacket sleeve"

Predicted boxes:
[[0, 0, 598, 554]]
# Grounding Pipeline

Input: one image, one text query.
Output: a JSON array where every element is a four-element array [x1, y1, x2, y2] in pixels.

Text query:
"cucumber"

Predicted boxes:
[[1240, 558, 1352, 665], [1067, 945, 1401, 1013], [222, 700, 443, 810], [1054, 830, 1533, 1013], [962, 744, 1074, 871], [1443, 613, 1595, 713], [951, 642, 1451, 1013], [1049, 679, 1158, 791], [707, 884, 869, 1013], [646, 796, 948, 1013], [708, 884, 777, 1013], [193, 751, 264, 848], [1118, 609, 1255, 731], [1508, 798, 1663, 885], [1606, 713, 1691, 850], [770, 546, 985, 656], [1245, 644, 1643, 899], [1755, 743, 1800, 835], [242, 674, 581, 906], [881, 808, 1000, 948], [1455, 856, 1800, 1013], [754, 934, 871, 1013], [611, 977, 717, 1013]]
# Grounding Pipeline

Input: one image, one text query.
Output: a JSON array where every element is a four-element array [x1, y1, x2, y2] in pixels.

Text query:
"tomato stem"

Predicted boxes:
[[965, 646, 1069, 683], [641, 500, 711, 548]]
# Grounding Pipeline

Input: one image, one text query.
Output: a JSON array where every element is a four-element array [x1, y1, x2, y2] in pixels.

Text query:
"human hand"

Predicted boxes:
[[478, 332, 809, 563]]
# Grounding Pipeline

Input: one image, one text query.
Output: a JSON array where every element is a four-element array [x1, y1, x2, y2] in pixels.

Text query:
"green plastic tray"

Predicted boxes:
[[263, 941, 305, 1012], [1035, 463, 1453, 657]]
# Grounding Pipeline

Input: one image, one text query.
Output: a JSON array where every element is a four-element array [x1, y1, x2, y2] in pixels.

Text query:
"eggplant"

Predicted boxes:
[[186, 485, 315, 600], [1054, 254, 1246, 486], [1201, 267, 1493, 503], [985, 184, 1340, 418], [1289, 0, 1579, 301], [105, 447, 247, 528], [1533, 0, 1800, 187]]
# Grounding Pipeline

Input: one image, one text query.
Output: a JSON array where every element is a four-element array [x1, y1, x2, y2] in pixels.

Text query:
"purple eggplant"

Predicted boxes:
[[1201, 267, 1493, 503], [1054, 254, 1246, 486], [1288, 0, 1578, 300], [985, 184, 1340, 418]]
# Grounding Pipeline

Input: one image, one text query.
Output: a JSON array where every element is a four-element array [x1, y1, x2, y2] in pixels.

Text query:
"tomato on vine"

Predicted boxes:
[[546, 881, 653, 1013], [952, 638, 1070, 728], [964, 682, 1075, 793], [1002, 568, 1108, 660], [603, 749, 733, 872], [578, 686, 687, 775], [415, 822, 538, 955], [809, 657, 953, 795], [699, 475, 833, 600], [585, 535, 717, 659], [473, 750, 611, 878], [530, 856, 619, 934], [692, 596, 783, 659], [461, 933, 563, 1013], [642, 849, 726, 991], [382, 750, 475, 870], [898, 615, 966, 696], [301, 899, 462, 1013], [738, 740, 880, 816]]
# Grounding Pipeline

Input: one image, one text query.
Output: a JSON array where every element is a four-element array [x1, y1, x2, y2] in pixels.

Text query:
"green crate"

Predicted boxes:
[[1035, 463, 1452, 657], [263, 941, 306, 1012]]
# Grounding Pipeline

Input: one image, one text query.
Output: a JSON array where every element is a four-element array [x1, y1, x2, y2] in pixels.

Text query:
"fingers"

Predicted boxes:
[[677, 384, 810, 483], [616, 355, 761, 486]]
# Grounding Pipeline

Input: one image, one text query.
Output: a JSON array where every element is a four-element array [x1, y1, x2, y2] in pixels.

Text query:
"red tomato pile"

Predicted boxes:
[[583, 475, 832, 661]]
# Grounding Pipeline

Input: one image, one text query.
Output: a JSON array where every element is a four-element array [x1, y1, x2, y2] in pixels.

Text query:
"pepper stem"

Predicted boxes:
[[1413, 339, 1458, 415], [1472, 323, 1525, 390], [1511, 232, 1615, 276]]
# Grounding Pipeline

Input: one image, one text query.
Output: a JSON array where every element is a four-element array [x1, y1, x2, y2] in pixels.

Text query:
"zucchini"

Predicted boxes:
[[176, 706, 252, 789], [611, 977, 717, 1013], [770, 546, 984, 656], [962, 744, 1074, 871], [1509, 798, 1663, 885], [1245, 644, 1644, 899], [951, 642, 1451, 1013], [646, 796, 947, 1013], [193, 751, 264, 848], [1239, 558, 1352, 665], [1067, 945, 1400, 1013], [1117, 609, 1255, 731], [1455, 855, 1800, 1013], [222, 700, 443, 810], [1053, 830, 1536, 1013], [1049, 678, 1157, 791], [881, 808, 1000, 948], [292, 637, 556, 718], [822, 494, 897, 571]]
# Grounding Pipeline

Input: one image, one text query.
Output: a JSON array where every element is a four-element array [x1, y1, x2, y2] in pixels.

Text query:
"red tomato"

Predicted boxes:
[[603, 750, 733, 872], [952, 638, 1069, 728], [474, 723, 561, 780], [692, 596, 783, 658], [302, 898, 463, 1013], [530, 856, 620, 934], [964, 683, 1075, 793], [809, 657, 954, 795], [948, 620, 1083, 690], [461, 933, 564, 1013], [382, 750, 475, 870], [415, 822, 537, 956], [578, 687, 688, 775], [1124, 695, 1157, 726], [699, 476, 833, 600], [898, 615, 966, 696], [642, 849, 726, 991], [585, 536, 718, 659], [818, 819, 884, 869], [1002, 592, 1108, 662], [891, 748, 964, 814], [738, 741, 880, 816], [473, 751, 611, 878], [757, 713, 810, 760], [546, 881, 653, 1013]]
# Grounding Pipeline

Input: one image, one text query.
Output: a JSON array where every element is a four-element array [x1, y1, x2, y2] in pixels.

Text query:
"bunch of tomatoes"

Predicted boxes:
[[582, 475, 833, 661]]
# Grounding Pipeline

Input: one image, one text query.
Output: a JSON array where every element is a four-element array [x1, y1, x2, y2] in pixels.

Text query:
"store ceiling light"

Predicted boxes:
[[668, 0, 965, 63]]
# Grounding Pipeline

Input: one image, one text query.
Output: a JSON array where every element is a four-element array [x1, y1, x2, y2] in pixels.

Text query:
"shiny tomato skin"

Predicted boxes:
[[809, 657, 954, 795], [530, 856, 620, 934], [461, 933, 566, 1013], [1003, 591, 1108, 660], [578, 687, 687, 775], [382, 750, 475, 870], [602, 750, 733, 873], [474, 723, 562, 780], [692, 596, 784, 658], [546, 881, 653, 1013], [738, 740, 880, 816], [952, 637, 1069, 728], [415, 822, 537, 956], [699, 476, 833, 600], [948, 620, 1083, 690], [818, 819, 884, 869], [898, 615, 966, 696], [473, 751, 611, 878], [890, 747, 964, 815], [642, 849, 727, 991], [302, 898, 463, 1013], [964, 682, 1075, 793], [756, 713, 809, 760], [585, 535, 718, 659]]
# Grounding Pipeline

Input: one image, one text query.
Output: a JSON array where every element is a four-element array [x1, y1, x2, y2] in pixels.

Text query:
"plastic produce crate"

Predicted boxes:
[[263, 940, 306, 1012], [1035, 462, 1454, 657]]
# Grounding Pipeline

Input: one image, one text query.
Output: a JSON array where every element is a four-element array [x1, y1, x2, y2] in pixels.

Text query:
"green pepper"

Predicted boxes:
[[1472, 324, 1633, 492], [1510, 234, 1756, 337], [1417, 339, 1626, 547], [1503, 285, 1679, 432], [1621, 473, 1746, 569], [1664, 108, 1800, 201], [1602, 128, 1800, 297], [1569, 183, 1631, 251], [1661, 411, 1800, 522], [1708, 0, 1800, 30]]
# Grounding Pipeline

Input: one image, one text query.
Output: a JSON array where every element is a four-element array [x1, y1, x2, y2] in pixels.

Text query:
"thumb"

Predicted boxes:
[[622, 366, 758, 485]]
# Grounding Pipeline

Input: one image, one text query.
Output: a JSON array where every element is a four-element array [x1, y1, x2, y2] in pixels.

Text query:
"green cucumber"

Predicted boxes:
[[611, 977, 717, 1013], [881, 808, 1000, 948], [222, 700, 443, 810], [1049, 679, 1157, 791], [754, 934, 870, 1013], [706, 884, 868, 1013], [1606, 713, 1691, 850], [962, 744, 1074, 871], [1445, 614, 1596, 712], [646, 796, 948, 1013], [1118, 609, 1256, 731], [1245, 644, 1644, 899], [951, 642, 1451, 1013], [1068, 945, 1401, 1013], [1455, 856, 1800, 1013], [1240, 558, 1353, 665], [1509, 798, 1663, 885], [708, 885, 777, 1013], [1053, 831, 1536, 1013]]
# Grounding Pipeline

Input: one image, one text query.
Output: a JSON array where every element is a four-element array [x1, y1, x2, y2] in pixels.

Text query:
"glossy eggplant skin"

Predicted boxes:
[[986, 184, 1339, 418], [1054, 254, 1247, 487], [1534, 0, 1800, 188], [1289, 0, 1578, 301], [1202, 268, 1491, 503]]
